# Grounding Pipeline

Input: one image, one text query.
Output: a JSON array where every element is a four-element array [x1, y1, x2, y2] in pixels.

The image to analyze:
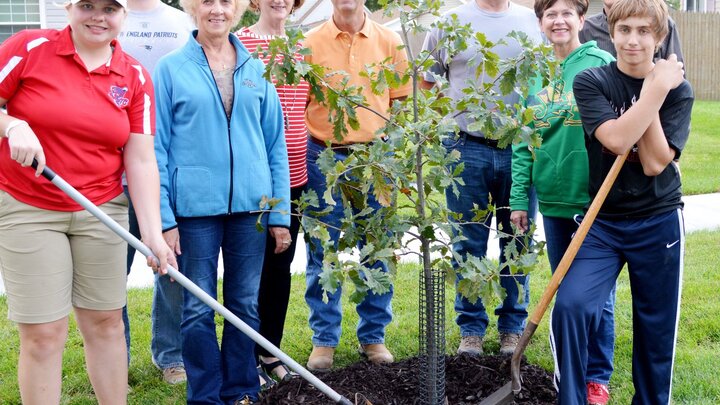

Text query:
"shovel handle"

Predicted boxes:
[[30, 159, 355, 405], [531, 150, 628, 323], [510, 150, 629, 394]]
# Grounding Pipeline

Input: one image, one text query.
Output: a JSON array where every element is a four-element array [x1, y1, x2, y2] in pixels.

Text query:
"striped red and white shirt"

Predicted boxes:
[[236, 27, 310, 188]]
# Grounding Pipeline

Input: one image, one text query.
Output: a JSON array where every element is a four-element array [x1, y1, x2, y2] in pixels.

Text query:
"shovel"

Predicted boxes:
[[479, 150, 629, 405], [31, 160, 358, 405]]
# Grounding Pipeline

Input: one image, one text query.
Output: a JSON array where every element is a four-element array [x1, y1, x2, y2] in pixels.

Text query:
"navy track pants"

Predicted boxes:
[[550, 209, 684, 405]]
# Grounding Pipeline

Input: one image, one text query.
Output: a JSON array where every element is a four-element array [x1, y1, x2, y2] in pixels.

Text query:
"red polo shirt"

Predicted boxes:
[[0, 26, 155, 211]]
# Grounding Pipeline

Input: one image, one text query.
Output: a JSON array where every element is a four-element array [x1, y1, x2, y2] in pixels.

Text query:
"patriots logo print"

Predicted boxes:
[[109, 86, 129, 108]]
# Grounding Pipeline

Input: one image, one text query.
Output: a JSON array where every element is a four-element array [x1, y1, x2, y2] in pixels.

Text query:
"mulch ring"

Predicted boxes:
[[259, 354, 556, 404]]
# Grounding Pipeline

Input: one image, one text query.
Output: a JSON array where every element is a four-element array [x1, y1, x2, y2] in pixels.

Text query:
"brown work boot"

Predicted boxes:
[[359, 343, 394, 364], [499, 332, 521, 355], [162, 366, 187, 384], [457, 335, 483, 355], [307, 346, 335, 371]]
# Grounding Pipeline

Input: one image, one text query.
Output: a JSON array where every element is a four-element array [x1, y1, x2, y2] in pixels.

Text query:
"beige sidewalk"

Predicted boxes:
[[1, 193, 719, 294]]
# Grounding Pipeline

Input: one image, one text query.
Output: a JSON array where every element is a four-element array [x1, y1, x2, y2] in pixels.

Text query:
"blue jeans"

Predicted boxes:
[[303, 139, 393, 347], [177, 214, 264, 404], [444, 134, 530, 337], [543, 215, 614, 385], [122, 186, 184, 370], [122, 188, 138, 363], [152, 271, 184, 369]]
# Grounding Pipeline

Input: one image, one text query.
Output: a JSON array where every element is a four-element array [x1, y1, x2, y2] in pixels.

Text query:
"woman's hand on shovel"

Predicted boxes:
[[5, 120, 45, 177], [145, 233, 177, 276]]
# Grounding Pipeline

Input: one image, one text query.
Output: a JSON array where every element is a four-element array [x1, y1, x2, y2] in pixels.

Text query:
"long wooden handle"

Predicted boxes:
[[530, 150, 629, 324], [510, 150, 629, 394]]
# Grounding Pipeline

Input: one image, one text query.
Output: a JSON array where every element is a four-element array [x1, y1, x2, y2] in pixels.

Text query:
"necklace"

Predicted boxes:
[[211, 63, 234, 72], [250, 23, 285, 38], [202, 44, 235, 72], [283, 94, 295, 132]]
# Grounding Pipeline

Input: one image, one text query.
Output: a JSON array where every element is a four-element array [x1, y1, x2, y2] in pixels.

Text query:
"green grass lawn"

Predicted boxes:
[[1, 230, 719, 404], [680, 100, 720, 195], [0, 101, 716, 403]]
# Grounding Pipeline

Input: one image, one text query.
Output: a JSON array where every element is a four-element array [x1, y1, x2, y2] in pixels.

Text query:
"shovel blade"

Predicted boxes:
[[478, 381, 514, 405], [355, 392, 373, 405]]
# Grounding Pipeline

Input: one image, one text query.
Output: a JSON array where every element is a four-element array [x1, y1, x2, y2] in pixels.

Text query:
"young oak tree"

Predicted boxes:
[[256, 0, 554, 306], [254, 0, 555, 400]]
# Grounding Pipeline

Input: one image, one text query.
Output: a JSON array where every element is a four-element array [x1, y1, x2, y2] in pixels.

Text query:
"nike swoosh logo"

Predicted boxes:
[[666, 240, 680, 248]]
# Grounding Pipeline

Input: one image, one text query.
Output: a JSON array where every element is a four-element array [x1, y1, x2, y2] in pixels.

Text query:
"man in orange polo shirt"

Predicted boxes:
[[302, 0, 411, 371]]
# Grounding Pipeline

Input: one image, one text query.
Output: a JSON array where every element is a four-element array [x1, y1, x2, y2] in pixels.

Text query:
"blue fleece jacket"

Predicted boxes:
[[153, 31, 290, 230]]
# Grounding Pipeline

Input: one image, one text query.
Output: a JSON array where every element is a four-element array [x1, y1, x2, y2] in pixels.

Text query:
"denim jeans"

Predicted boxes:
[[122, 188, 138, 363], [151, 271, 185, 369], [303, 139, 393, 347], [544, 215, 615, 385], [122, 186, 184, 370], [177, 214, 264, 404], [444, 134, 530, 337]]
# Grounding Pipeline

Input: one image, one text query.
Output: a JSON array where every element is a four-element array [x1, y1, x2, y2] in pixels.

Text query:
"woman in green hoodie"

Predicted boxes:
[[509, 0, 615, 403]]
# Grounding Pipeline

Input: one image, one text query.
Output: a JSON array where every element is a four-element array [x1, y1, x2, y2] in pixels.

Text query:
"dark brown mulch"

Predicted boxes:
[[259, 354, 556, 404]]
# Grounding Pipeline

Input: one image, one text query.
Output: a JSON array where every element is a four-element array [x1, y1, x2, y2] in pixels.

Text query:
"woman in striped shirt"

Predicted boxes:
[[236, 0, 310, 386]]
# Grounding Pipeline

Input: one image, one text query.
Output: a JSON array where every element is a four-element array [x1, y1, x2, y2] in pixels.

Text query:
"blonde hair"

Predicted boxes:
[[608, 0, 669, 42], [180, 0, 249, 27], [248, 0, 305, 13]]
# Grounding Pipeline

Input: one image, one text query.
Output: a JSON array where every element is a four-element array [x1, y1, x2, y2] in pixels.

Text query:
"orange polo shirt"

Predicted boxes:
[[304, 16, 411, 144]]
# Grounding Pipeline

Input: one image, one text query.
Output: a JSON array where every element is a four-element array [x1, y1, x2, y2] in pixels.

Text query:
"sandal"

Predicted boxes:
[[260, 359, 298, 383], [256, 365, 277, 391]]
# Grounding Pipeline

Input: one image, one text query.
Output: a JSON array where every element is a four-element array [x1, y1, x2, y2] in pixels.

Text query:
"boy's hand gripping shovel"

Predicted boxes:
[[31, 160, 363, 405]]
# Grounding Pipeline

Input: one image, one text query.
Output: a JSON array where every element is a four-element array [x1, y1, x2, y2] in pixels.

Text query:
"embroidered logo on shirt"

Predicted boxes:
[[243, 79, 256, 88], [532, 79, 581, 129], [109, 86, 129, 108]]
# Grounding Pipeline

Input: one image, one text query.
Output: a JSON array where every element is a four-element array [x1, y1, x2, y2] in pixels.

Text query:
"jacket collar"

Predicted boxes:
[[562, 41, 598, 68], [182, 29, 252, 69]]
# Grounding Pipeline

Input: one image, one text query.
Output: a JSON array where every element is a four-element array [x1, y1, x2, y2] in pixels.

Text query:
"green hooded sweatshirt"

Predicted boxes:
[[511, 41, 614, 218]]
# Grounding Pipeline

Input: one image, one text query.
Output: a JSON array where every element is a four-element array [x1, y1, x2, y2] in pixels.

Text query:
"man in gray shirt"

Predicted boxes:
[[579, 0, 684, 63], [421, 0, 542, 357], [118, 0, 193, 385]]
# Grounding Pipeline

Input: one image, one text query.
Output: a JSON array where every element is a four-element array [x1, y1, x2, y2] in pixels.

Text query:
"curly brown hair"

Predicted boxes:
[[533, 0, 589, 20]]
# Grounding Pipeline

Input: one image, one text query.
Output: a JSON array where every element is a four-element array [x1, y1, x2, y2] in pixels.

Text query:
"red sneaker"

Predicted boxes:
[[587, 382, 609, 405]]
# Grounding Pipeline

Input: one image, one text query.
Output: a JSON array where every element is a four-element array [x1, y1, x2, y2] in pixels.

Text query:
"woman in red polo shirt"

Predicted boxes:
[[0, 0, 174, 402]]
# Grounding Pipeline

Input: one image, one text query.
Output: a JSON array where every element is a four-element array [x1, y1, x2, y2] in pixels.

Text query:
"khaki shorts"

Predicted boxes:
[[0, 190, 129, 323]]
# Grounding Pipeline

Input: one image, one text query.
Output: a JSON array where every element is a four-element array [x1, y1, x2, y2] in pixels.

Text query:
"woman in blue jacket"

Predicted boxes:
[[153, 0, 290, 402]]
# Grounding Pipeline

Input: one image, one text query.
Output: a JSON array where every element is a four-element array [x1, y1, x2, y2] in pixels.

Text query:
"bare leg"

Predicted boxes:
[[17, 318, 69, 405], [259, 355, 289, 379], [75, 307, 127, 405]]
